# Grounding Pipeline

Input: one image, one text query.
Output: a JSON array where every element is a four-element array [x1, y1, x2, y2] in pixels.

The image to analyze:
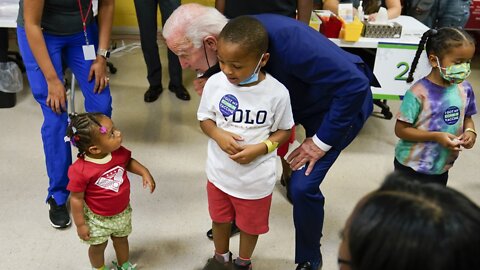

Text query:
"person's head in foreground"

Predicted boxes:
[[338, 173, 480, 270]]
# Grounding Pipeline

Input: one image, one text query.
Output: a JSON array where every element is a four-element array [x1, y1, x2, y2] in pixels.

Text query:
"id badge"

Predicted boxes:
[[82, 45, 96, 60]]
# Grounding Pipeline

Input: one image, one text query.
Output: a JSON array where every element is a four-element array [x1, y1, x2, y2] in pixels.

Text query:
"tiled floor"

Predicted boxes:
[[0, 37, 479, 269]]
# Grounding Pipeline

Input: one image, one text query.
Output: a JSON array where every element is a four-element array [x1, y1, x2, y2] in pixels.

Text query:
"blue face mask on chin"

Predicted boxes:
[[238, 54, 264, 86]]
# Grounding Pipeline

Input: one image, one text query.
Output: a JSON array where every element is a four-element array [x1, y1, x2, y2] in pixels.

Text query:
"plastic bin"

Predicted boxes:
[[343, 17, 364, 42], [319, 15, 343, 38], [0, 61, 23, 108]]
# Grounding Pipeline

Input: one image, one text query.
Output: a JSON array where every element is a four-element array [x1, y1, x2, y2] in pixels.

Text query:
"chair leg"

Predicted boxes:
[[374, 99, 393, 120]]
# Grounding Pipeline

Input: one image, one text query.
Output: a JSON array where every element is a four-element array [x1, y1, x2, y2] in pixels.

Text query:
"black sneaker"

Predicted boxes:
[[206, 221, 241, 240], [47, 197, 71, 229]]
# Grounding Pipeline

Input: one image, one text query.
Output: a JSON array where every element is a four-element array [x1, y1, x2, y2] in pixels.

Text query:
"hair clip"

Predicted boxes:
[[64, 136, 70, 143], [72, 127, 77, 134], [99, 126, 107, 134], [73, 135, 80, 142]]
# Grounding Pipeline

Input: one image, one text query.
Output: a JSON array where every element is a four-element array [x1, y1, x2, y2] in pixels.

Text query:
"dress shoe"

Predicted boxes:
[[206, 222, 241, 240], [296, 261, 321, 270], [144, 85, 163, 102], [168, 84, 191, 101]]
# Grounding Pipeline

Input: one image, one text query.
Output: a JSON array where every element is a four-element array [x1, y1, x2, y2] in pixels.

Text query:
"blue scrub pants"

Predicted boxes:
[[17, 24, 112, 206], [289, 147, 341, 265]]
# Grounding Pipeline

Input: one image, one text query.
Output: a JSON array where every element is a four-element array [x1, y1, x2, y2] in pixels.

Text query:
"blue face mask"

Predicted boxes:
[[238, 54, 264, 85]]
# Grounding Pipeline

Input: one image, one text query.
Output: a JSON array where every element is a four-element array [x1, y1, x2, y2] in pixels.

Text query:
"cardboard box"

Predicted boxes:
[[362, 21, 402, 38]]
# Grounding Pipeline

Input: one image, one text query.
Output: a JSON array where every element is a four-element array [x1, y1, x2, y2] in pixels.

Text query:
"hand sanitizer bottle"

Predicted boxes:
[[358, 1, 364, 21]]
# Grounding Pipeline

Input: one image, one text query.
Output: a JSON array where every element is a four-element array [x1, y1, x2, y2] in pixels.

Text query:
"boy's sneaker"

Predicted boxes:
[[47, 197, 71, 229], [233, 259, 253, 270], [112, 261, 137, 270], [202, 253, 232, 270]]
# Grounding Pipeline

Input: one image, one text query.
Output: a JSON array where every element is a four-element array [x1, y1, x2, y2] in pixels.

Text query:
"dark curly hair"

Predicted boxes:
[[218, 15, 268, 58], [347, 173, 480, 270], [65, 112, 105, 157], [406, 27, 475, 83]]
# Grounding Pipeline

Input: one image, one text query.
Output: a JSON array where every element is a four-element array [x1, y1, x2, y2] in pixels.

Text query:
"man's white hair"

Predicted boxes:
[[163, 3, 228, 48]]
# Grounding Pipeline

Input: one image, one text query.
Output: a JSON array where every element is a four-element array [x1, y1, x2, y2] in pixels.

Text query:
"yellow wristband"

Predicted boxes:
[[263, 139, 279, 153], [465, 128, 477, 136]]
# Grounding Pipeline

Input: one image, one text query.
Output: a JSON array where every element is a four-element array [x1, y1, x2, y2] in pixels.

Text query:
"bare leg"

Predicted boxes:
[[111, 236, 129, 266], [213, 221, 231, 254], [239, 231, 259, 259], [89, 241, 108, 268], [281, 158, 292, 184], [280, 158, 292, 188]]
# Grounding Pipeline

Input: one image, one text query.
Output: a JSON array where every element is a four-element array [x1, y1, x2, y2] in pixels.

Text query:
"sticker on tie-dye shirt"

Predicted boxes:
[[219, 94, 239, 117], [443, 106, 460, 125]]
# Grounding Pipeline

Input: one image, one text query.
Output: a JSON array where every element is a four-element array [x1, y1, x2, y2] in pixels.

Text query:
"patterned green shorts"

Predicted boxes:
[[82, 205, 132, 246]]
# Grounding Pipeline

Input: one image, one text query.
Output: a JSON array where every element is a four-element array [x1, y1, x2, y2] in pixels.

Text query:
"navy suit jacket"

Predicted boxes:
[[253, 14, 374, 150]]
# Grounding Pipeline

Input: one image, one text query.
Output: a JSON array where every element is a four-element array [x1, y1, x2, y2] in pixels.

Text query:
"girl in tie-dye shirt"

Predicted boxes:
[[394, 27, 477, 185]]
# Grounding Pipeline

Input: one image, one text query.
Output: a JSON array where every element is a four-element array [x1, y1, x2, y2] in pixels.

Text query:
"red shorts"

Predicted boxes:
[[277, 125, 296, 158], [207, 181, 272, 235]]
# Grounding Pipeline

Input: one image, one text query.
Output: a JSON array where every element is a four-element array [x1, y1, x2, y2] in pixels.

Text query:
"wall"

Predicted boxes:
[[113, 0, 214, 33]]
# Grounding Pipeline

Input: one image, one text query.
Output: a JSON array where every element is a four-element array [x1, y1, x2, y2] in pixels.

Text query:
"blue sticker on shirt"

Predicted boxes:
[[443, 106, 460, 125], [219, 94, 239, 117]]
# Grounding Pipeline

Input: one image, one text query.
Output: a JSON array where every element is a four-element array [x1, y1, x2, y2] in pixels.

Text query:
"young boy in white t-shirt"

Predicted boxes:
[[197, 16, 294, 270]]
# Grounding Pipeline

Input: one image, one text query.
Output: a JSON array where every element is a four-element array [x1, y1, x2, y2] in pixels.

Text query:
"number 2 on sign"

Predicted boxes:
[[395, 62, 409, 81]]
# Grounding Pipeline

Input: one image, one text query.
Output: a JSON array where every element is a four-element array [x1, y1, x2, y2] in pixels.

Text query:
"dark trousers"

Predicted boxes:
[[133, 0, 182, 88], [289, 147, 341, 265], [394, 158, 448, 186]]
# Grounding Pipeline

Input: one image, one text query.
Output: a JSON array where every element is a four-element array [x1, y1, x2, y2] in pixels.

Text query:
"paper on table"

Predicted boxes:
[[368, 7, 394, 26]]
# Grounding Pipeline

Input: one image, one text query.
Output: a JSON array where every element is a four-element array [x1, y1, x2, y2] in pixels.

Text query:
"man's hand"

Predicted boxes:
[[287, 137, 326, 176]]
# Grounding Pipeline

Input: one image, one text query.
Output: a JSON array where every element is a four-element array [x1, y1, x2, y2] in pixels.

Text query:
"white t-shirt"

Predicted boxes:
[[197, 72, 294, 199]]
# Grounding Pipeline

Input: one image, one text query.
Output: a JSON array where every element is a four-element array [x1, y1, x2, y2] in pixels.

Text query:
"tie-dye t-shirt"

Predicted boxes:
[[395, 78, 477, 175]]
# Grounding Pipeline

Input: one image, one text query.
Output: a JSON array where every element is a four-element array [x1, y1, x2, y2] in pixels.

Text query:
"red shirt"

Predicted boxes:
[[67, 146, 131, 216]]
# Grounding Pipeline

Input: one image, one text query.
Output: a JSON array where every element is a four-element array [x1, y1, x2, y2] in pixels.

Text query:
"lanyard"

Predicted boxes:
[[77, 0, 93, 44]]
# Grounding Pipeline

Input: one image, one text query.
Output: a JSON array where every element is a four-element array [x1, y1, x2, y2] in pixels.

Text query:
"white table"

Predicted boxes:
[[326, 16, 431, 103], [318, 15, 431, 118], [329, 16, 429, 48]]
